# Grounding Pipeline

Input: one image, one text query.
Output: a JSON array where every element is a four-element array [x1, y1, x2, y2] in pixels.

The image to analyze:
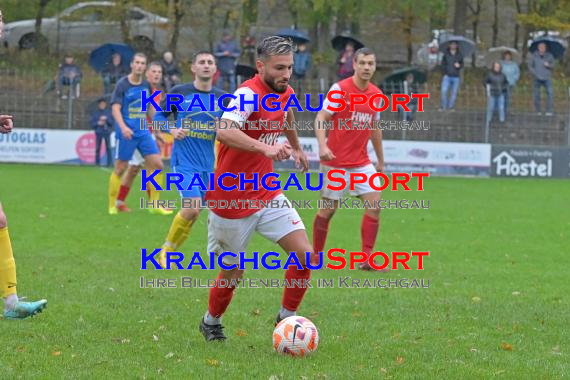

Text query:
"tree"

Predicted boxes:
[[517, 0, 570, 58], [517, 0, 570, 31], [467, 0, 482, 67], [34, 0, 51, 51], [116, 0, 132, 46], [167, 0, 185, 54], [240, 0, 258, 44], [492, 0, 499, 47], [454, 0, 468, 35], [514, 0, 523, 50], [429, 0, 449, 31], [285, 0, 351, 87], [386, 0, 447, 64]]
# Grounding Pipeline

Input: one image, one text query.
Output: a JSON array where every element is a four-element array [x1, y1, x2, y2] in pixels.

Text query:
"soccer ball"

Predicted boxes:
[[272, 316, 319, 357]]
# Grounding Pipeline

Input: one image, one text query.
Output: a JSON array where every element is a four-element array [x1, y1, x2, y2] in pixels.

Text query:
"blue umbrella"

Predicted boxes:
[[529, 36, 567, 59], [439, 35, 476, 57], [89, 43, 135, 73], [276, 28, 310, 44]]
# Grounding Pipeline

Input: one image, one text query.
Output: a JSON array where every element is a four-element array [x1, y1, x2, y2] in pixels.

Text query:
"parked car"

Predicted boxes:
[[1, 1, 182, 55]]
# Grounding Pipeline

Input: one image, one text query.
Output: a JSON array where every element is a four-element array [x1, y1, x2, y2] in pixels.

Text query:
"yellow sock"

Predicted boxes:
[[149, 172, 165, 202], [0, 227, 17, 297], [108, 172, 122, 209], [164, 213, 193, 249]]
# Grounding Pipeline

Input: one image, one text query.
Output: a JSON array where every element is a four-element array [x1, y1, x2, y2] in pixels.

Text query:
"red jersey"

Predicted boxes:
[[147, 86, 161, 127], [321, 77, 382, 168], [206, 75, 294, 219]]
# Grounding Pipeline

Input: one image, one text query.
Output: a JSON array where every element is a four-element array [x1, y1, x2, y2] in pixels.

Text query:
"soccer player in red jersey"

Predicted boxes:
[[114, 62, 171, 214], [311, 47, 388, 271], [199, 36, 313, 341]]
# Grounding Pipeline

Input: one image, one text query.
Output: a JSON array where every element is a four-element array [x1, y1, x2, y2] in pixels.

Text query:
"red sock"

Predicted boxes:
[[117, 185, 130, 202], [208, 272, 236, 318], [361, 213, 380, 255], [146, 188, 151, 198], [282, 266, 311, 311], [312, 214, 330, 254]]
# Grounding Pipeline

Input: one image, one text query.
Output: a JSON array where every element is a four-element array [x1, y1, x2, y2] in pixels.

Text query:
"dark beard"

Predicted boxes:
[[264, 74, 288, 93]]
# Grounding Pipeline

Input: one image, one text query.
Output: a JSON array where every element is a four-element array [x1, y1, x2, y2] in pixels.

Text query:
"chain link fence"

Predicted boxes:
[[1, 67, 569, 146]]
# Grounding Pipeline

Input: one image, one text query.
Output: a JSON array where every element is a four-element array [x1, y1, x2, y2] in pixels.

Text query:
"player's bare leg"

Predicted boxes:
[[276, 229, 313, 324], [357, 191, 388, 272], [311, 198, 339, 266], [143, 153, 172, 215], [108, 159, 129, 214], [200, 266, 245, 341], [115, 164, 141, 212], [0, 203, 47, 319], [159, 201, 201, 268]]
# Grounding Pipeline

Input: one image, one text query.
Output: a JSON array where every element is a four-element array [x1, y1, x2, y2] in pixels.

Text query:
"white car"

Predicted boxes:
[[2, 1, 177, 54]]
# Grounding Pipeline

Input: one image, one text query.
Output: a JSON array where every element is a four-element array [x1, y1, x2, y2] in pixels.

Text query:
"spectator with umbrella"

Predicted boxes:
[[483, 61, 509, 130], [528, 42, 556, 116], [399, 72, 421, 122], [499, 50, 520, 115], [381, 67, 427, 122], [337, 42, 355, 79], [235, 64, 257, 85], [529, 35, 567, 60], [89, 43, 134, 97], [276, 28, 310, 45], [277, 28, 312, 93], [102, 53, 129, 96], [332, 34, 364, 80], [439, 41, 464, 112]]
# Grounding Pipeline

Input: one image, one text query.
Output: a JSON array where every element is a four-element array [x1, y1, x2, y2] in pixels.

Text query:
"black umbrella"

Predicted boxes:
[[236, 64, 257, 81], [276, 28, 310, 45], [383, 66, 427, 85], [331, 34, 364, 51], [439, 35, 476, 57], [380, 67, 427, 95], [529, 36, 567, 59]]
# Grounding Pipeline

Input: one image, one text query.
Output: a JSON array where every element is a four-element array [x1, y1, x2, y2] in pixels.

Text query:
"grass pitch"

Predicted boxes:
[[0, 163, 568, 379]]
